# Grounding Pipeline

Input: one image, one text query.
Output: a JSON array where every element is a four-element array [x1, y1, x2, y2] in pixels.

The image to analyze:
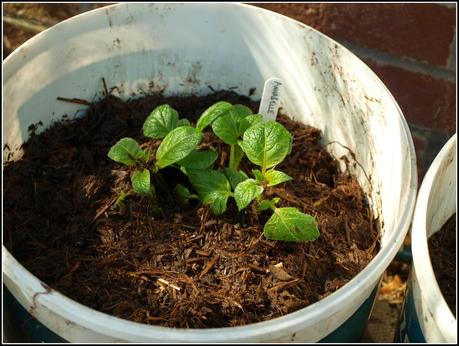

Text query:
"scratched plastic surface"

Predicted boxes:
[[397, 135, 456, 343], [3, 3, 417, 342]]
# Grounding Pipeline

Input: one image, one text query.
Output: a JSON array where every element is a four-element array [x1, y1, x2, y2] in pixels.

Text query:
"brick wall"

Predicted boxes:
[[254, 3, 456, 182]]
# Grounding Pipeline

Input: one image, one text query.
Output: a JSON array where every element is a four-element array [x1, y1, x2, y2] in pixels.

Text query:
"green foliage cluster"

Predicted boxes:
[[108, 102, 319, 242]]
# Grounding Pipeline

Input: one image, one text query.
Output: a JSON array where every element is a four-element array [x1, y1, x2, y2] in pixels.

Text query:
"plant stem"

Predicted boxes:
[[262, 164, 267, 176], [229, 144, 236, 170], [229, 144, 245, 170]]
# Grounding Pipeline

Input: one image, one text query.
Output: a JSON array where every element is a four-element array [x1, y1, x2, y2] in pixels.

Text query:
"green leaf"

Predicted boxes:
[[244, 114, 264, 127], [239, 121, 292, 171], [155, 126, 203, 168], [264, 169, 292, 187], [212, 104, 254, 144], [257, 200, 271, 212], [263, 207, 320, 242], [230, 144, 245, 170], [177, 118, 191, 127], [108, 137, 146, 166], [188, 169, 232, 215], [252, 169, 264, 183], [179, 166, 188, 175], [143, 104, 179, 139], [177, 149, 218, 170], [196, 101, 232, 132], [237, 118, 251, 135], [131, 169, 152, 197], [231, 104, 253, 117], [173, 184, 192, 206], [239, 121, 292, 170], [211, 113, 240, 145], [234, 105, 254, 135], [257, 197, 280, 212], [231, 104, 253, 133], [234, 179, 264, 211], [222, 168, 249, 190], [143, 149, 153, 163]]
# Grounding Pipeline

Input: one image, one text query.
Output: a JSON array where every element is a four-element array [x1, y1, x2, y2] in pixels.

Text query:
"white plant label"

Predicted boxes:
[[258, 77, 283, 121]]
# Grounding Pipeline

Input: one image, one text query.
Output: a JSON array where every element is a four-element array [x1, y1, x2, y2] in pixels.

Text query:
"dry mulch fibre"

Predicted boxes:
[[4, 90, 379, 328]]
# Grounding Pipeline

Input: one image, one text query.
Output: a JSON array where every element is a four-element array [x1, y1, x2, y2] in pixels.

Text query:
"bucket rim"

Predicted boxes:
[[2, 2, 418, 342]]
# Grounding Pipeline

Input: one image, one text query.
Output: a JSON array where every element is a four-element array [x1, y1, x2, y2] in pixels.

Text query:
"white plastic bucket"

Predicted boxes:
[[395, 135, 456, 343], [3, 3, 417, 342]]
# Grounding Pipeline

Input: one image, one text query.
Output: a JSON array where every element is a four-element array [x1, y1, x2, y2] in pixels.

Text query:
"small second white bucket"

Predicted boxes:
[[396, 134, 457, 343]]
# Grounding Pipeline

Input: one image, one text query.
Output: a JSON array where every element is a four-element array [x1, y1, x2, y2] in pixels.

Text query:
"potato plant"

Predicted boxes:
[[108, 102, 319, 242]]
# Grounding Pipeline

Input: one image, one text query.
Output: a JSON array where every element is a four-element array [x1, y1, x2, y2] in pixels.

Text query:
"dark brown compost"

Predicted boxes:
[[4, 90, 379, 328], [428, 213, 456, 317]]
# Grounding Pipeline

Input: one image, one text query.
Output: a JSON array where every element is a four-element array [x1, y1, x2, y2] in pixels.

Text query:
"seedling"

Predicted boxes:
[[192, 102, 319, 242], [108, 100, 319, 242], [108, 104, 203, 204], [235, 120, 319, 241], [196, 101, 263, 170]]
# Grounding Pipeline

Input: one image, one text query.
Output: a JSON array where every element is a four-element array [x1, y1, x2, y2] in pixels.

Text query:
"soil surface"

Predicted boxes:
[[4, 90, 379, 328], [428, 213, 456, 317]]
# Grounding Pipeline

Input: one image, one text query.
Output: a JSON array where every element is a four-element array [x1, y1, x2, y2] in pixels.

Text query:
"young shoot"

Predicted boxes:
[[189, 102, 319, 242], [234, 119, 319, 242], [196, 102, 263, 170], [108, 104, 202, 205], [107, 99, 319, 243]]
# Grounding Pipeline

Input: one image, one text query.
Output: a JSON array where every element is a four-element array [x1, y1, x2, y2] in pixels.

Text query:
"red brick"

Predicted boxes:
[[254, 3, 456, 67], [364, 60, 456, 134]]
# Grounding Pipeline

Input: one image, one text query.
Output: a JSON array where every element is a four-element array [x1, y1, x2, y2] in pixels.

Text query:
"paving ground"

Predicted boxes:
[[361, 260, 410, 342], [362, 300, 402, 343], [3, 3, 413, 343]]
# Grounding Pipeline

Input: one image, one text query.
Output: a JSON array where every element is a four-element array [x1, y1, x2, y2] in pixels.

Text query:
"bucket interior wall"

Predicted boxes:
[[426, 142, 456, 237], [3, 4, 416, 249]]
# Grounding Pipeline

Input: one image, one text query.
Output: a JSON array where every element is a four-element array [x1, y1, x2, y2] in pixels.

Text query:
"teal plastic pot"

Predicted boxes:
[[3, 3, 417, 342]]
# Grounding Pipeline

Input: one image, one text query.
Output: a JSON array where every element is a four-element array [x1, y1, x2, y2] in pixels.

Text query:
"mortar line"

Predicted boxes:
[[341, 40, 457, 82]]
